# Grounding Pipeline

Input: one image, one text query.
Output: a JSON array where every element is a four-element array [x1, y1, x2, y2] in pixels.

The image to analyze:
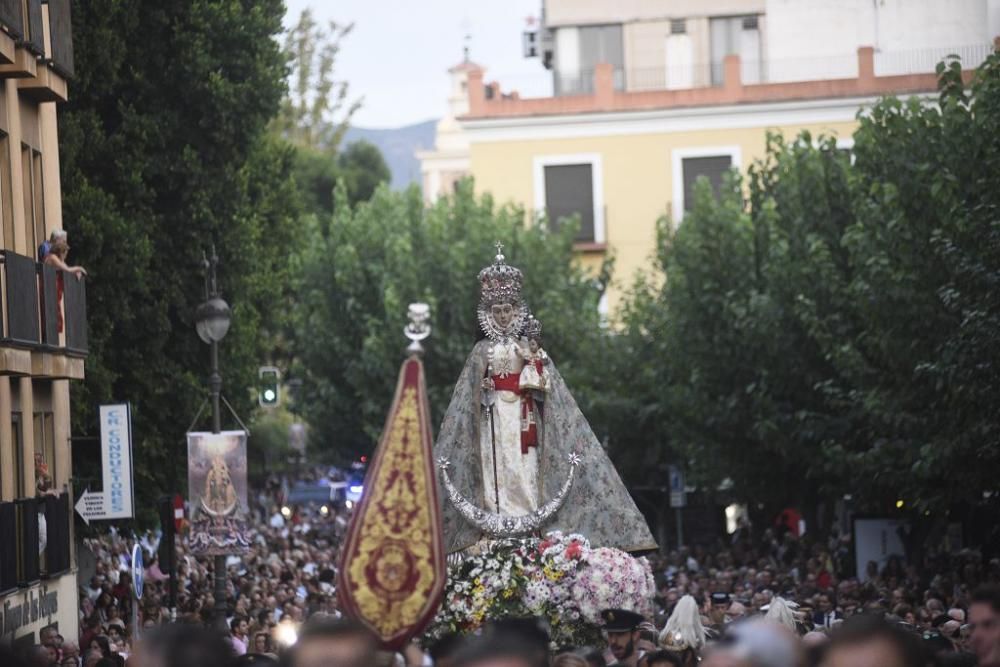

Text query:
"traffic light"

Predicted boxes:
[[259, 366, 281, 408]]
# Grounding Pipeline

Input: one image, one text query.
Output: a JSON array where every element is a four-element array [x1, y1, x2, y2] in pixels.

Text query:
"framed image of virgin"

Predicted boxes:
[[187, 430, 251, 556]]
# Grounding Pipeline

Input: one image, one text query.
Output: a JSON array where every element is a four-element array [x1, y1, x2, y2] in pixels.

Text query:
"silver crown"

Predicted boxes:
[[478, 242, 524, 307], [524, 315, 542, 340]]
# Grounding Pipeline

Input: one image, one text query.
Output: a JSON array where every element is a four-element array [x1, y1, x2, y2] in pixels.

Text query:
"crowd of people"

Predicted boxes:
[[67, 469, 352, 666], [12, 468, 1000, 667]]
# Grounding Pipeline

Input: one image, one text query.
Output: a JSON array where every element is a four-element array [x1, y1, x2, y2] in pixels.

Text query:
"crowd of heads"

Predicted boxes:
[[35, 470, 351, 666], [11, 468, 1000, 667]]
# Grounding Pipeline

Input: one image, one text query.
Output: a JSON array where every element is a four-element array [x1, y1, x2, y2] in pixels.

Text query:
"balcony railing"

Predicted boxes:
[[0, 494, 70, 590], [5, 250, 39, 346], [469, 45, 990, 120], [24, 0, 43, 57], [15, 497, 40, 586], [0, 500, 15, 594], [0, 249, 88, 357], [539, 44, 995, 100], [39, 263, 58, 346], [42, 492, 71, 577], [0, 0, 25, 42], [45, 0, 74, 78], [555, 67, 625, 96], [63, 265, 87, 354], [0, 0, 45, 56]]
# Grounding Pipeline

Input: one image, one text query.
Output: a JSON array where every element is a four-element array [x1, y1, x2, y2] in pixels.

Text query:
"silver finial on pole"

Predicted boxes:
[[404, 302, 431, 356]]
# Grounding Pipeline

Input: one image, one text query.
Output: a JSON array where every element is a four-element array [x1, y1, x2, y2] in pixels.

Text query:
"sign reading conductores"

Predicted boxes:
[[77, 404, 135, 524], [100, 404, 135, 519]]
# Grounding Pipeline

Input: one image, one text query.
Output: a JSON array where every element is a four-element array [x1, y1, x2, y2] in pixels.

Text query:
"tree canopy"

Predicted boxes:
[[60, 0, 299, 518], [293, 180, 612, 463], [621, 52, 1000, 516]]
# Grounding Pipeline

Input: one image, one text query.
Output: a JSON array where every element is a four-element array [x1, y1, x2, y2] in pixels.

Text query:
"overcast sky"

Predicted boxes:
[[284, 0, 552, 128]]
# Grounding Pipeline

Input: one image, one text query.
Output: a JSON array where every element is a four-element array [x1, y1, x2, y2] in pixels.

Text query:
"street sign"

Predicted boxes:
[[74, 491, 106, 526], [101, 404, 135, 519], [172, 493, 184, 533], [131, 544, 144, 600], [669, 465, 686, 508], [75, 404, 135, 523]]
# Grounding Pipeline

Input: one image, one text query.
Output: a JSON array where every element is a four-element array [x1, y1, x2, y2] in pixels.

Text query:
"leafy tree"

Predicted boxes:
[[338, 140, 391, 204], [275, 11, 387, 219], [247, 408, 298, 479], [292, 146, 340, 218], [60, 0, 298, 521], [624, 51, 1000, 519], [292, 140, 390, 219], [293, 180, 612, 463], [275, 9, 360, 152]]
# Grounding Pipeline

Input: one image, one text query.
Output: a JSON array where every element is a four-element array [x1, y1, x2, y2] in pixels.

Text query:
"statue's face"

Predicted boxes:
[[490, 303, 515, 331]]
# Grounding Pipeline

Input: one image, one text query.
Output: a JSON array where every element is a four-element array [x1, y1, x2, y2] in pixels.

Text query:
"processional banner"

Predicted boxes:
[[187, 430, 251, 556], [338, 356, 446, 649]]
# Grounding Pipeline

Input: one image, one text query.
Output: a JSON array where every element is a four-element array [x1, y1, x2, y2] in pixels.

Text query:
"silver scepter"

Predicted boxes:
[[404, 302, 431, 356]]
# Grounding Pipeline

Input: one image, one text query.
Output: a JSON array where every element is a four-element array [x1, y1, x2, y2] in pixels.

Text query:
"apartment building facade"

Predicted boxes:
[[459, 0, 999, 314], [0, 0, 86, 648]]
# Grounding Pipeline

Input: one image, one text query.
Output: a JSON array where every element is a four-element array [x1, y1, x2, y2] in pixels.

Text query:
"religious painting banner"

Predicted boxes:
[[338, 357, 446, 649], [187, 430, 251, 556]]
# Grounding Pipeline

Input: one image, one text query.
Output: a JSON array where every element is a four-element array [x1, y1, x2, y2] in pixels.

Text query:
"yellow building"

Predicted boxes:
[[0, 0, 87, 648], [460, 0, 996, 314]]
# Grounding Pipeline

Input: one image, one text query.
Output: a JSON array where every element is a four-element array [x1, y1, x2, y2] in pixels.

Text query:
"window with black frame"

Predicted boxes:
[[544, 163, 596, 243]]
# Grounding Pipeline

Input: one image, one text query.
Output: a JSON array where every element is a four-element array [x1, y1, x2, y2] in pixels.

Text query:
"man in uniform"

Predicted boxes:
[[601, 608, 645, 667]]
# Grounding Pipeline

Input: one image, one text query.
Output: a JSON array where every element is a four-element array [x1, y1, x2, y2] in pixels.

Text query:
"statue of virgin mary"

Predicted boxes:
[[435, 245, 656, 554]]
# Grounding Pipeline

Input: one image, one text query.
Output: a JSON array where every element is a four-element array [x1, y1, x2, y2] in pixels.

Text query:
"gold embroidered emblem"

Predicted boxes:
[[345, 387, 436, 636]]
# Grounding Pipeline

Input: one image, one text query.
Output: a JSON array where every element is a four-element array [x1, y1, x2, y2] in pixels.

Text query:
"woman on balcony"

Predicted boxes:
[[43, 238, 86, 333]]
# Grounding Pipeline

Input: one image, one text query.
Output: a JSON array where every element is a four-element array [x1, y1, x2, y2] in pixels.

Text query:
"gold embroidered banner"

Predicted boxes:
[[338, 356, 446, 648]]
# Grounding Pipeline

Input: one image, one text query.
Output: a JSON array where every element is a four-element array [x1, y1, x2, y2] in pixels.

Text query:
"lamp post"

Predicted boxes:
[[194, 246, 232, 633]]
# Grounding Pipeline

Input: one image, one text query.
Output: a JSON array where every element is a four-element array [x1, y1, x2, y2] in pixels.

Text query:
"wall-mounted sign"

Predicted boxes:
[[75, 404, 134, 524], [0, 585, 58, 637]]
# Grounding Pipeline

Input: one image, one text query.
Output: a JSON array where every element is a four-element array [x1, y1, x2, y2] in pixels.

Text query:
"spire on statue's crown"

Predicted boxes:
[[478, 242, 524, 306]]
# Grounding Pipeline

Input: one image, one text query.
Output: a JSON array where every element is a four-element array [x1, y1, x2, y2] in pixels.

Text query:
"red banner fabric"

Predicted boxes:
[[337, 357, 447, 649]]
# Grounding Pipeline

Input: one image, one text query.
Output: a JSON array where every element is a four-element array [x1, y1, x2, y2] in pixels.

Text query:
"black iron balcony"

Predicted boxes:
[[41, 492, 70, 577], [0, 0, 25, 42], [24, 0, 42, 57], [4, 250, 39, 346], [63, 266, 88, 355], [0, 0, 43, 56], [44, 0, 73, 78], [14, 497, 40, 587], [39, 261, 58, 346], [0, 494, 71, 590], [0, 500, 16, 594], [0, 249, 88, 357]]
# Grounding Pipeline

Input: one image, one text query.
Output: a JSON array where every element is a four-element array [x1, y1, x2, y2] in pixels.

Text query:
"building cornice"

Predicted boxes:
[[458, 93, 930, 143]]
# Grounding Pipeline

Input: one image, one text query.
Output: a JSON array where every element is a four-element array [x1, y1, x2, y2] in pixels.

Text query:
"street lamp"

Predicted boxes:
[[195, 245, 232, 632]]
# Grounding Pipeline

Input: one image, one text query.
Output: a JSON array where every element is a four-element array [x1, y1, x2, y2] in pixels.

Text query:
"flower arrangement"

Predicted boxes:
[[425, 532, 655, 649]]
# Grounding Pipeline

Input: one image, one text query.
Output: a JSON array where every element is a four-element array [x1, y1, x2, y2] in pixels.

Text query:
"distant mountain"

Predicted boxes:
[[342, 120, 437, 191]]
